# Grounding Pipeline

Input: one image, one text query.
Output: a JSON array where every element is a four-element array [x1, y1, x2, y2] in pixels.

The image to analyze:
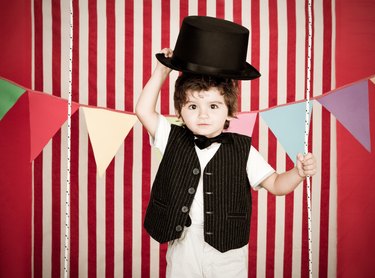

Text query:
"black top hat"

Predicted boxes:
[[156, 16, 260, 80]]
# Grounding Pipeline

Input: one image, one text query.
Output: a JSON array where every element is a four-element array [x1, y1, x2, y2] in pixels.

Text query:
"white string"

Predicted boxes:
[[305, 0, 313, 277], [63, 0, 73, 277]]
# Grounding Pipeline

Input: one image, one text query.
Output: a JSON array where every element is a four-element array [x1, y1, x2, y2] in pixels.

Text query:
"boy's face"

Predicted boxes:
[[178, 88, 230, 138]]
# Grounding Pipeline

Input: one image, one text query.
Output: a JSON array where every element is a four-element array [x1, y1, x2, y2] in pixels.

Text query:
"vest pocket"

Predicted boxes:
[[153, 198, 167, 209], [227, 212, 247, 220]]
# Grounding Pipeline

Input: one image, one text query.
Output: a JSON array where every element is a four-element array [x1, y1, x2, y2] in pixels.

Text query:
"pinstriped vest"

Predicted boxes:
[[144, 124, 252, 252]]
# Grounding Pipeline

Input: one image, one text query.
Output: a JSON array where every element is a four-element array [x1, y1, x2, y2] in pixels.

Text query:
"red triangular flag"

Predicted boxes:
[[28, 91, 79, 161]]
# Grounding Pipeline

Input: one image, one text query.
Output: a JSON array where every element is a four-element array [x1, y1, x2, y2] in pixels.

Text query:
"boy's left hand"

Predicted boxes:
[[296, 153, 317, 178]]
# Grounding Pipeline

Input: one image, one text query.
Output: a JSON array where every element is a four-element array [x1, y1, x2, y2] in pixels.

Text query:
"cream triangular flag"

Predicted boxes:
[[82, 107, 138, 176]]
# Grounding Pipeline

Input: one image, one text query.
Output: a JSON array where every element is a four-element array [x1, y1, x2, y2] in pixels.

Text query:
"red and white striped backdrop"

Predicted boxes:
[[31, 0, 336, 277]]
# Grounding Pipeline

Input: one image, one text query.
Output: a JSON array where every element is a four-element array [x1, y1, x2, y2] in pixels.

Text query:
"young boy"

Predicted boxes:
[[136, 16, 316, 278]]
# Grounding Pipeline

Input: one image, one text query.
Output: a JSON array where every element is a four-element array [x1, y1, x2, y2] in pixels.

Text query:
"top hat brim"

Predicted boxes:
[[156, 53, 261, 80]]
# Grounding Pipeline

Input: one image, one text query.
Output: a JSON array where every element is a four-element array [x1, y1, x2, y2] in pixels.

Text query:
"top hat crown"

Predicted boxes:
[[156, 16, 260, 80]]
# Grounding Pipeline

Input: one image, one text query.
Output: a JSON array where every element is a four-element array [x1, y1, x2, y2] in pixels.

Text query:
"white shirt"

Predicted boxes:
[[151, 115, 274, 225]]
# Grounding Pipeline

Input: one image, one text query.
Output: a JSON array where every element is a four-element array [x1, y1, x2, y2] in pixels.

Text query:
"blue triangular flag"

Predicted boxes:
[[260, 101, 313, 163]]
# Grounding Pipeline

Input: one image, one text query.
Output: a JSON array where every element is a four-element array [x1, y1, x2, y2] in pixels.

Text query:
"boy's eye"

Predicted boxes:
[[188, 104, 197, 110], [210, 104, 219, 109]]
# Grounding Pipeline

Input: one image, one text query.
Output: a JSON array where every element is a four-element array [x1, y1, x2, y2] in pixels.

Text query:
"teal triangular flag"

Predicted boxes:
[[260, 101, 313, 163], [0, 78, 26, 120]]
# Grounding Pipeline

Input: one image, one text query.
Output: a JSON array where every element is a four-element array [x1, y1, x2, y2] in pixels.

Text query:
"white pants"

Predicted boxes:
[[166, 225, 248, 278]]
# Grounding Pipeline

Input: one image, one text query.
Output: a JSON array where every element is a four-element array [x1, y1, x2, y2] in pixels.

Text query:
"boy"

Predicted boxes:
[[136, 16, 316, 278]]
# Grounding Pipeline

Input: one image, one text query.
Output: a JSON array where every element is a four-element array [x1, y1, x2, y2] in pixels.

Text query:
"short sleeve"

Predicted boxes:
[[150, 114, 171, 155], [247, 146, 275, 189]]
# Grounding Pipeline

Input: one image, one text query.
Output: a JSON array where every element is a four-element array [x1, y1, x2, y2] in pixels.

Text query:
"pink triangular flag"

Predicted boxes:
[[225, 112, 258, 137], [29, 91, 79, 161], [82, 107, 138, 176]]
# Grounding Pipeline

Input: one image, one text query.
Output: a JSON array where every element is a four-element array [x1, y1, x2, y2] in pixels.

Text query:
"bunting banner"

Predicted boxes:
[[316, 79, 371, 151], [82, 106, 138, 176], [259, 102, 313, 163], [29, 91, 80, 161], [226, 111, 258, 137], [0, 78, 26, 120], [27, 0, 339, 277]]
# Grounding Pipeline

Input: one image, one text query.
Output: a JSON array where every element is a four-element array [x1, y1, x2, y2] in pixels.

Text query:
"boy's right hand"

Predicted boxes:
[[156, 48, 173, 75]]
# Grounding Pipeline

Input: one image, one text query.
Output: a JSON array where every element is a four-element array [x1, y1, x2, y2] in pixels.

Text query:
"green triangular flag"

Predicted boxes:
[[0, 78, 26, 120]]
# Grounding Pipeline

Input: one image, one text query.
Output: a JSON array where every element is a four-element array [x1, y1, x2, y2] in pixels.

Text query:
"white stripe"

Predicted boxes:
[[114, 145, 125, 278], [150, 2, 162, 277], [224, 0, 233, 21], [206, 0, 216, 17], [292, 1, 306, 276], [295, 0, 306, 102], [132, 1, 144, 277], [114, 1, 125, 276], [257, 1, 270, 276], [115, 0, 125, 111], [241, 0, 251, 111], [277, 0, 287, 106], [60, 1, 71, 275], [328, 115, 337, 278], [79, 112, 89, 278], [328, 1, 337, 276], [312, 1, 325, 276], [78, 0, 89, 277], [169, 0, 180, 115], [189, 0, 198, 15], [42, 1, 53, 277]]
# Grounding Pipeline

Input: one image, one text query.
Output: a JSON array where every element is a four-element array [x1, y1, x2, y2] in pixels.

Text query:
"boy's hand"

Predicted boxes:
[[296, 153, 317, 178], [156, 48, 173, 74]]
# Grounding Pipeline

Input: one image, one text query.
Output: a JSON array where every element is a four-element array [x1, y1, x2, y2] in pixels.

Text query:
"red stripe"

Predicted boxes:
[[69, 1, 80, 277], [180, 0, 188, 25], [105, 1, 116, 277], [266, 0, 278, 276], [52, 1, 62, 276], [88, 1, 98, 277], [198, 0, 207, 16], [123, 0, 134, 276], [319, 2, 332, 276], [249, 1, 260, 276], [141, 1, 152, 277], [233, 0, 242, 109], [33, 0, 43, 276], [216, 0, 224, 19], [284, 1, 297, 277], [160, 0, 170, 115]]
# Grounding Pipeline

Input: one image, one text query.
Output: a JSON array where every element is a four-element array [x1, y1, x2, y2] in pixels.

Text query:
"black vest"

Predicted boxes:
[[144, 124, 252, 252]]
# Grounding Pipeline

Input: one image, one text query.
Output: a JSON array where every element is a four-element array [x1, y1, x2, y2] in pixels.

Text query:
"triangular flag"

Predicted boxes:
[[29, 91, 79, 161], [316, 79, 371, 151], [82, 107, 138, 176], [225, 112, 258, 137], [260, 101, 313, 163], [0, 78, 26, 120], [370, 76, 375, 84]]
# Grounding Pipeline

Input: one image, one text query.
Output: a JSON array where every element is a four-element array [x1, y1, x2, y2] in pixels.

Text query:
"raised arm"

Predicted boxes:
[[135, 48, 173, 138]]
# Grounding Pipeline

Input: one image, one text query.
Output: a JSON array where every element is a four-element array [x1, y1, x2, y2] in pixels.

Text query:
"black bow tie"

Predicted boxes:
[[194, 133, 231, 149]]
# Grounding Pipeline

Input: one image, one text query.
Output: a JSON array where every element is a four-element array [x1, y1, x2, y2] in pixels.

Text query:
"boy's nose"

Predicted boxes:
[[198, 109, 208, 119]]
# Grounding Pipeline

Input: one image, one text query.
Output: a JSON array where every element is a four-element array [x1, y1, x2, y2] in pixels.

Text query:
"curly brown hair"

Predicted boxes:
[[174, 74, 239, 129]]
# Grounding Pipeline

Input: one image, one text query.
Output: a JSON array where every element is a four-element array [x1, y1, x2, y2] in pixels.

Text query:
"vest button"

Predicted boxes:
[[188, 187, 195, 194], [181, 206, 189, 213], [175, 225, 183, 232], [192, 168, 200, 175]]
